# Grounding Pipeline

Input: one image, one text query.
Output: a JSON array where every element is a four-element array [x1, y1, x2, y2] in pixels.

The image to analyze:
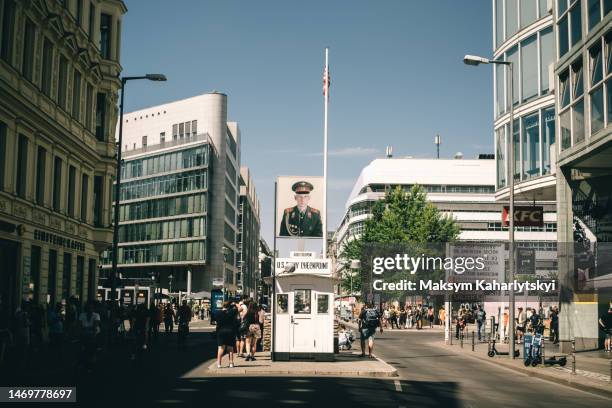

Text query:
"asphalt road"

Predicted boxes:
[[2, 324, 610, 407], [369, 328, 611, 408]]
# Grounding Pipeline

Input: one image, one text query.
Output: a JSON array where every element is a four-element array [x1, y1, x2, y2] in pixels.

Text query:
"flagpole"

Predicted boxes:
[[323, 47, 329, 259]]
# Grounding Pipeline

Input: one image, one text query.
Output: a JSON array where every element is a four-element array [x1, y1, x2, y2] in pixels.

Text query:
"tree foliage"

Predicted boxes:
[[338, 185, 460, 295]]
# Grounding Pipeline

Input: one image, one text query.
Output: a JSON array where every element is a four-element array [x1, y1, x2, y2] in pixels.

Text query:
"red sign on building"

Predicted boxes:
[[502, 206, 544, 227]]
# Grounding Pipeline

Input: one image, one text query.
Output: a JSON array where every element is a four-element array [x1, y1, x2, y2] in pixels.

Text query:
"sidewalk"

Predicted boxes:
[[184, 350, 397, 378], [431, 324, 612, 397]]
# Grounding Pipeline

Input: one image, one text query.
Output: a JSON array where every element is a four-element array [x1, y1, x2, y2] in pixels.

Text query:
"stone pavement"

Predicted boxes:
[[182, 350, 397, 378]]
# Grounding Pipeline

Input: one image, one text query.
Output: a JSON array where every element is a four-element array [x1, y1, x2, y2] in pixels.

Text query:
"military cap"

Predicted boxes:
[[292, 181, 314, 194]]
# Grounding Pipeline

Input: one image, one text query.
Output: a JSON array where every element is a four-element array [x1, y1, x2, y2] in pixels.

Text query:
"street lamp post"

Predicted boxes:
[[464, 55, 516, 358], [110, 74, 167, 305]]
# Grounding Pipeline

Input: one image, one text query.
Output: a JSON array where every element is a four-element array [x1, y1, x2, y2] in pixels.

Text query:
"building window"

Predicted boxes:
[[88, 3, 95, 39], [142, 135, 147, 148], [48, 249, 57, 305], [93, 175, 103, 227], [58, 56, 68, 110], [85, 84, 93, 131], [558, 0, 582, 58], [72, 70, 82, 121], [520, 0, 537, 28], [76, 256, 84, 300], [160, 132, 165, 143], [521, 34, 538, 102], [16, 134, 27, 198], [588, 0, 601, 31], [0, 0, 15, 63], [76, 0, 83, 27], [88, 258, 96, 301], [81, 174, 88, 222], [35, 146, 46, 205], [179, 122, 184, 137], [522, 112, 540, 179], [41, 38, 53, 97], [506, 0, 519, 38], [185, 121, 191, 137], [68, 166, 76, 217], [95, 92, 106, 141], [172, 124, 178, 140], [542, 108, 555, 174], [507, 46, 519, 105], [99, 13, 112, 59], [62, 253, 71, 301], [495, 59, 506, 117], [589, 32, 611, 134], [0, 121, 6, 191], [53, 157, 62, 211], [192, 120, 197, 135], [22, 18, 35, 81], [540, 27, 554, 94]]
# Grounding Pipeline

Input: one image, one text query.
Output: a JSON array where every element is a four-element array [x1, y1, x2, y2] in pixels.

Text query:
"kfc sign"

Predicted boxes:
[[502, 206, 544, 227]]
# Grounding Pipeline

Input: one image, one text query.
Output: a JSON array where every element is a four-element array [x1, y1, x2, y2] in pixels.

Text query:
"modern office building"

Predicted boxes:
[[238, 166, 261, 299], [493, 0, 557, 203], [334, 156, 558, 277], [101, 92, 243, 296], [0, 0, 125, 312], [552, 0, 611, 351]]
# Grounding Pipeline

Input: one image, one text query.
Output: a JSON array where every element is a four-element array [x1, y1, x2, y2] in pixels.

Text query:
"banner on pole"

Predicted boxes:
[[276, 176, 325, 239]]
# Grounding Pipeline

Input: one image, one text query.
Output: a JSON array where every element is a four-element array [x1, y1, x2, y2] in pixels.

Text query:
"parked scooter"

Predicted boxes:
[[488, 338, 520, 358], [524, 333, 543, 366], [544, 355, 567, 366]]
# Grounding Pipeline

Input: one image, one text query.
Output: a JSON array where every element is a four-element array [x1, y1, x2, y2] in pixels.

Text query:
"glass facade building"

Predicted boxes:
[[103, 143, 210, 266], [493, 0, 557, 192]]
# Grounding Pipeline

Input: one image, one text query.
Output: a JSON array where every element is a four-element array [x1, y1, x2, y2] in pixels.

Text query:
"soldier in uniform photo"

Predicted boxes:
[[279, 181, 323, 238]]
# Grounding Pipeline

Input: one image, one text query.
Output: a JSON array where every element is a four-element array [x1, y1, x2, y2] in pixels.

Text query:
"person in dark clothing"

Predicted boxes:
[[215, 301, 238, 368], [164, 303, 175, 333], [131, 304, 149, 360], [550, 306, 559, 344]]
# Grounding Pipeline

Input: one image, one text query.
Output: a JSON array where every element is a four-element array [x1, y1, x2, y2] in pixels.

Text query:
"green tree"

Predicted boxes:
[[338, 185, 460, 296]]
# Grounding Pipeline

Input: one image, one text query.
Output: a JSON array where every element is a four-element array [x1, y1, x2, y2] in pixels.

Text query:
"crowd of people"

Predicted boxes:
[[0, 293, 210, 372], [379, 304, 440, 330], [214, 296, 265, 368]]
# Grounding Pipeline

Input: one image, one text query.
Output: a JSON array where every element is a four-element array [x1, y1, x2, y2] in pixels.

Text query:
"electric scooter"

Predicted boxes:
[[488, 338, 520, 358], [544, 355, 567, 366], [525, 333, 543, 366]]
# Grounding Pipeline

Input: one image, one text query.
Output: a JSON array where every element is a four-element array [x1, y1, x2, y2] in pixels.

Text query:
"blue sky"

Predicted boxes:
[[121, 0, 493, 246]]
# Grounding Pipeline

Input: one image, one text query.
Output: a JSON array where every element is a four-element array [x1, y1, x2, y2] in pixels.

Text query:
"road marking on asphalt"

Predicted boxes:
[[394, 380, 402, 392]]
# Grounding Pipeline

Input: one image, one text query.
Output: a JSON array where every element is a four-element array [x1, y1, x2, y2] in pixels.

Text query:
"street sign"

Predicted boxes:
[[516, 248, 536, 275], [290, 251, 316, 258], [275, 257, 331, 275], [502, 206, 544, 227]]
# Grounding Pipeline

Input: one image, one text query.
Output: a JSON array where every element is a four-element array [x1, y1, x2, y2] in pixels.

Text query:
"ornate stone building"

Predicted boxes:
[[0, 0, 126, 311]]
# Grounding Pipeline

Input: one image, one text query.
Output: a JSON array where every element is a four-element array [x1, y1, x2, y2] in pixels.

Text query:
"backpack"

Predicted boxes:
[[364, 308, 379, 328]]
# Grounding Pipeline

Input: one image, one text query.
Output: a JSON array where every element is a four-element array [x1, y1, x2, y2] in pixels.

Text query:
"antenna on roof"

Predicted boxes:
[[434, 134, 441, 159], [386, 145, 393, 158]]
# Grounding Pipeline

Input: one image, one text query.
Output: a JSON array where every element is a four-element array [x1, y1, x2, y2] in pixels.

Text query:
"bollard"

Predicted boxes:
[[472, 330, 475, 352], [571, 339, 576, 375], [541, 336, 545, 365]]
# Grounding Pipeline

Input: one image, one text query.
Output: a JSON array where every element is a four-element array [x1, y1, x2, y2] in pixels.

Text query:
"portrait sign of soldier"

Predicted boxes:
[[279, 180, 323, 238]]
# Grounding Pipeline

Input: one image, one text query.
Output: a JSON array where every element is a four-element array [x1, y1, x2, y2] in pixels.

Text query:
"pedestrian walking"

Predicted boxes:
[[599, 307, 612, 352], [358, 303, 382, 358], [427, 306, 434, 328], [516, 307, 526, 344], [476, 305, 487, 341], [236, 296, 249, 357], [131, 303, 149, 360], [164, 303, 175, 333], [244, 302, 261, 361], [215, 301, 237, 368], [176, 300, 192, 349], [399, 307, 407, 329], [438, 307, 446, 328], [48, 303, 64, 356], [550, 306, 560, 344], [77, 301, 100, 371]]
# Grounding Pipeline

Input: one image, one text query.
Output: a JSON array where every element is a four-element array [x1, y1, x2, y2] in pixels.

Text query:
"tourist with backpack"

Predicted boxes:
[[358, 303, 382, 358]]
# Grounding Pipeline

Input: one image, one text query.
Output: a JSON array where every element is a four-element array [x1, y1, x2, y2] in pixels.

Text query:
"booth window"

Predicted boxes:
[[294, 289, 311, 314], [277, 294, 288, 314], [317, 294, 329, 314]]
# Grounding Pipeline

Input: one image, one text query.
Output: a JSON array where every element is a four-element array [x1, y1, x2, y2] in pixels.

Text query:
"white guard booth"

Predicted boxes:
[[273, 257, 335, 361]]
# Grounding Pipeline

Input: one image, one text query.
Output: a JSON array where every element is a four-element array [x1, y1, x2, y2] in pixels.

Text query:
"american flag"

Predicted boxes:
[[323, 66, 331, 98]]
